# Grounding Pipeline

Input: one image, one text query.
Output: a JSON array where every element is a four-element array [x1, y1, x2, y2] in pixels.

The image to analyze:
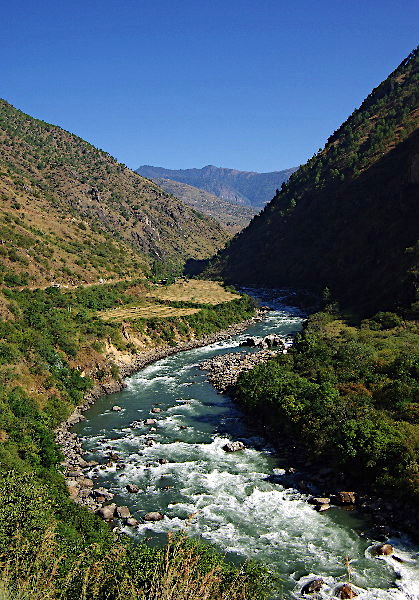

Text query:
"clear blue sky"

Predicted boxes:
[[1, 1, 417, 172]]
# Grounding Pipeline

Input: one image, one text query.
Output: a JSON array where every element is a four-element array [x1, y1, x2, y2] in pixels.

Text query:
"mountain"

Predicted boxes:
[[0, 99, 229, 289], [151, 177, 257, 232], [136, 164, 297, 208], [208, 48, 419, 314]]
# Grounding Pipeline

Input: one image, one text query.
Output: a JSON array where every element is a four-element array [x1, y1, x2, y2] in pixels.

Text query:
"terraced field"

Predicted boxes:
[[146, 279, 240, 304], [99, 304, 199, 321]]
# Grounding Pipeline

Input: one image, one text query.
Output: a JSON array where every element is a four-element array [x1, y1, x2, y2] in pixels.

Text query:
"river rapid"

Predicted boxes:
[[74, 289, 419, 599]]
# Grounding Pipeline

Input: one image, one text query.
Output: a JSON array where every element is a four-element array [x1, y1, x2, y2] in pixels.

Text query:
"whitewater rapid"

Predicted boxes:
[[74, 291, 419, 599]]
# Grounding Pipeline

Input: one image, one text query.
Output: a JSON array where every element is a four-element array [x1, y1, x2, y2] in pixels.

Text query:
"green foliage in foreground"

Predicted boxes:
[[0, 472, 270, 600], [236, 311, 419, 503], [0, 282, 264, 599]]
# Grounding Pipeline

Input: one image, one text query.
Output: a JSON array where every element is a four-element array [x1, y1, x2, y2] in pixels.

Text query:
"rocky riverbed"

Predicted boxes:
[[55, 309, 268, 519], [199, 342, 419, 542]]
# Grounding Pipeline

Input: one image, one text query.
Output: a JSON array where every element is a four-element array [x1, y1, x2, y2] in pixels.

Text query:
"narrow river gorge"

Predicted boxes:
[[74, 290, 419, 600]]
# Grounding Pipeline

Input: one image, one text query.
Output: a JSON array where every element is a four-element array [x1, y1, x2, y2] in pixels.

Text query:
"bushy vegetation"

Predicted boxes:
[[0, 475, 269, 600], [236, 311, 419, 503], [0, 278, 263, 599]]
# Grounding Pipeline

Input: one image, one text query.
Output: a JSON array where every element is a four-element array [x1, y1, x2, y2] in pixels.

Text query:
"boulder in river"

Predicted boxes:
[[96, 503, 117, 521], [126, 483, 139, 493], [92, 487, 114, 500], [144, 418, 157, 426], [144, 511, 165, 522], [336, 583, 358, 598], [126, 517, 139, 527], [223, 441, 245, 452], [336, 491, 357, 505], [151, 407, 161, 413], [301, 578, 324, 594], [239, 337, 259, 347], [309, 497, 330, 506], [116, 505, 131, 519], [373, 543, 393, 556], [112, 405, 122, 412]]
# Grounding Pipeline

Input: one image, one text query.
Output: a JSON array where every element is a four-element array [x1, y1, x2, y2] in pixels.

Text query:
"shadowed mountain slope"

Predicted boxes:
[[208, 48, 419, 314]]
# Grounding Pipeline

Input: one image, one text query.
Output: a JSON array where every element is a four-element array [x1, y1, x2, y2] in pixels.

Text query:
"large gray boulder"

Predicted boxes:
[[116, 505, 131, 519], [126, 483, 139, 493], [96, 503, 117, 521]]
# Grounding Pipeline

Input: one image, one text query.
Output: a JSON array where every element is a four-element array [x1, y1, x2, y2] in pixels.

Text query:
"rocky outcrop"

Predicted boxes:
[[200, 349, 279, 392], [239, 335, 285, 350]]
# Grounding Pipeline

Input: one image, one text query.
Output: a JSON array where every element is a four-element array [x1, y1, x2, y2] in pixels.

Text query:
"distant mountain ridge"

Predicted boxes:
[[207, 47, 419, 314], [136, 164, 297, 208]]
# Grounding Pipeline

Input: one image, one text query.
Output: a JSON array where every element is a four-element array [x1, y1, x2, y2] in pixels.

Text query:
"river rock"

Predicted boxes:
[[144, 418, 157, 425], [223, 441, 245, 452], [66, 480, 80, 499], [301, 578, 324, 594], [309, 497, 330, 505], [126, 483, 139, 493], [144, 511, 164, 521], [336, 583, 357, 598], [151, 407, 161, 413], [337, 491, 357, 505], [112, 405, 122, 412], [373, 543, 393, 556], [79, 477, 93, 488], [158, 458, 169, 464], [92, 487, 114, 500], [126, 517, 139, 527], [116, 505, 131, 519], [316, 503, 331, 512], [96, 503, 117, 521], [239, 337, 259, 347]]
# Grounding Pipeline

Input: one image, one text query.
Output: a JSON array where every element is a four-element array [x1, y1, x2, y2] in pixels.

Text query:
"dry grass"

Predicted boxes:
[[98, 304, 200, 322], [0, 529, 260, 600], [147, 280, 240, 305]]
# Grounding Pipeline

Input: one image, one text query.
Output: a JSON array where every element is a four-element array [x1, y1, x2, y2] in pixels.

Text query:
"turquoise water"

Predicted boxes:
[[75, 290, 419, 599]]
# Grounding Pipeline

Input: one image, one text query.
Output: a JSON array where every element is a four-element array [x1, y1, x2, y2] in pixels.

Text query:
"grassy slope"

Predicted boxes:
[[0, 99, 230, 288], [212, 48, 419, 314], [151, 177, 257, 232]]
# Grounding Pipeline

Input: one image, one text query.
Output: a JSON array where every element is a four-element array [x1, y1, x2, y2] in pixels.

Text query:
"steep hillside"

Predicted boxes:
[[151, 177, 256, 232], [136, 164, 297, 208], [210, 48, 419, 314], [0, 99, 229, 289]]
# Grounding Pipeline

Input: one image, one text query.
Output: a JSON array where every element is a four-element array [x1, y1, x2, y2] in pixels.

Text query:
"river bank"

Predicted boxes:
[[199, 348, 419, 543], [55, 309, 268, 516]]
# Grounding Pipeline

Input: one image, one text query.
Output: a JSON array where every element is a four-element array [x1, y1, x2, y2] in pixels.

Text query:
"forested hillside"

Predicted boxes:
[[210, 48, 419, 314], [0, 99, 229, 290]]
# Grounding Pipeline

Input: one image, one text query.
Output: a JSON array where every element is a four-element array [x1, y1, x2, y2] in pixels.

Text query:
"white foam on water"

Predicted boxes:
[[76, 296, 419, 600]]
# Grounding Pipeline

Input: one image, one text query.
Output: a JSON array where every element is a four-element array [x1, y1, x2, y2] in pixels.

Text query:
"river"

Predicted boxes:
[[74, 289, 419, 599]]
